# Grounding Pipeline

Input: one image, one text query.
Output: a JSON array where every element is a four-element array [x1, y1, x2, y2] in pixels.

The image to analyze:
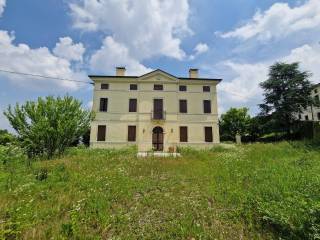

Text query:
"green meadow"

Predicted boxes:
[[1, 141, 320, 239]]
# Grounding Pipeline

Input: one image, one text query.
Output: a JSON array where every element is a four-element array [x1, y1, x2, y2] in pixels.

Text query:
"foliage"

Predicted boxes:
[[35, 168, 48, 181], [220, 107, 251, 140], [4, 96, 92, 159], [259, 62, 315, 136], [0, 129, 16, 146], [1, 143, 320, 239]]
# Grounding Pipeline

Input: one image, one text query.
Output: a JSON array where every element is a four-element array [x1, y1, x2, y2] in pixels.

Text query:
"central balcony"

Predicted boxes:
[[151, 111, 166, 120]]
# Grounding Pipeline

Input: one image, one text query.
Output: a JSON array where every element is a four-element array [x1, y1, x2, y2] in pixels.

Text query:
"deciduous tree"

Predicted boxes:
[[4, 96, 92, 158]]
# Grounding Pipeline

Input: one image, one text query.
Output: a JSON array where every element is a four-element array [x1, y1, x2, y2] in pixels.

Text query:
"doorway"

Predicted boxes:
[[152, 126, 164, 151]]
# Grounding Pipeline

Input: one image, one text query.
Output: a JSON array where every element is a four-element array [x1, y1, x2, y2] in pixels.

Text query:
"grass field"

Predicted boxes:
[[1, 141, 320, 239]]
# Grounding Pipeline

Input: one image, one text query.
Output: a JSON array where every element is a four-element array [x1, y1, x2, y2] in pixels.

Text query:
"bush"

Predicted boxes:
[[4, 96, 92, 159], [35, 168, 48, 181]]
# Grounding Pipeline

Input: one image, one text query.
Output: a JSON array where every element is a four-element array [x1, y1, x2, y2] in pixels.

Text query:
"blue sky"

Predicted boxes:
[[0, 0, 320, 131]]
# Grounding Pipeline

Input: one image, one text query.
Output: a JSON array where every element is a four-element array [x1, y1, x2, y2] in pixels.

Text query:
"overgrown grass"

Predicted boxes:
[[1, 142, 320, 239]]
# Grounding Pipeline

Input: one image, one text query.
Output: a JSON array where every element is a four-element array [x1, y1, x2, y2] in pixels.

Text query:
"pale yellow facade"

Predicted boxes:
[[89, 69, 221, 152], [297, 84, 320, 121]]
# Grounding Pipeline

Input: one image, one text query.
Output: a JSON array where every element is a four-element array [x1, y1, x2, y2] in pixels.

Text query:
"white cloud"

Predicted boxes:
[[194, 43, 209, 55], [217, 43, 320, 110], [283, 44, 320, 83], [218, 61, 268, 103], [90, 36, 152, 75], [69, 0, 191, 61], [0, 31, 86, 90], [189, 42, 209, 60], [221, 0, 320, 41], [0, 0, 5, 17], [53, 37, 85, 62]]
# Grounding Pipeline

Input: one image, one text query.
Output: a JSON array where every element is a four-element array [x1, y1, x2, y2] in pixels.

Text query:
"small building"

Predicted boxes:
[[297, 83, 320, 121], [89, 67, 221, 152]]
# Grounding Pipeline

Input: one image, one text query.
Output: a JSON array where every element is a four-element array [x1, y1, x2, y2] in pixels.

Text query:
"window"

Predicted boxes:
[[97, 125, 106, 141], [99, 98, 108, 112], [298, 114, 302, 120], [203, 86, 210, 92], [180, 126, 188, 142], [128, 126, 136, 142], [315, 89, 318, 94], [129, 99, 137, 112], [130, 84, 138, 90], [318, 112, 320, 120], [179, 85, 187, 91], [154, 84, 163, 90], [101, 83, 109, 90], [204, 127, 213, 142], [315, 95, 319, 102], [179, 100, 187, 113], [305, 115, 309, 120], [153, 99, 164, 119], [203, 100, 211, 113]]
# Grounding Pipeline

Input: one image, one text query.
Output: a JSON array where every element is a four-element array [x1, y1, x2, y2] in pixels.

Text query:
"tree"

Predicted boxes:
[[259, 62, 315, 136], [220, 107, 251, 141], [4, 96, 92, 158], [0, 129, 16, 145]]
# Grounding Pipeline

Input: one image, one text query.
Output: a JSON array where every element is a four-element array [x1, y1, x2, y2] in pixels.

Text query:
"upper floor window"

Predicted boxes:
[[180, 126, 188, 142], [129, 99, 137, 112], [97, 125, 106, 141], [203, 100, 211, 113], [99, 98, 108, 112], [203, 86, 210, 92], [179, 85, 187, 91], [315, 95, 319, 102], [315, 89, 318, 94], [154, 84, 163, 91], [101, 83, 109, 90], [128, 126, 136, 142], [130, 84, 138, 90], [204, 127, 213, 142], [305, 115, 309, 121], [179, 100, 187, 113]]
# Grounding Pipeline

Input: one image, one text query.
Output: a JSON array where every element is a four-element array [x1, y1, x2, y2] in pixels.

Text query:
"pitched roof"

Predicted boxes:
[[88, 68, 222, 82]]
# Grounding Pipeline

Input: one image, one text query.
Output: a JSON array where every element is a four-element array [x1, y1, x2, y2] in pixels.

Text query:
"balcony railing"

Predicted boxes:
[[151, 111, 166, 120]]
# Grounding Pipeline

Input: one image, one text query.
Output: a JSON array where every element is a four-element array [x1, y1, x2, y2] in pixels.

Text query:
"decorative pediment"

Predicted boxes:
[[138, 69, 178, 82]]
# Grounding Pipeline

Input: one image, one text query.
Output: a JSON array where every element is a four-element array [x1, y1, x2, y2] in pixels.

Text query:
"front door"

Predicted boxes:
[[152, 126, 163, 151]]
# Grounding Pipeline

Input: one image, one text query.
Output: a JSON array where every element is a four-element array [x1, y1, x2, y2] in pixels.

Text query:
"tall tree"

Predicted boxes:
[[4, 96, 92, 158], [259, 62, 315, 136], [220, 107, 251, 141]]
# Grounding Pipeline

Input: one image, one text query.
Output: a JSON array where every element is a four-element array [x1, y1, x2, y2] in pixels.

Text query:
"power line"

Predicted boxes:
[[0, 68, 93, 85], [0, 68, 263, 101], [218, 88, 261, 101]]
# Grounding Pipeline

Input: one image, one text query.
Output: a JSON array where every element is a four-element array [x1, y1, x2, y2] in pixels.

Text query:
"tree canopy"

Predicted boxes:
[[220, 107, 251, 140], [4, 96, 92, 158], [259, 62, 315, 135]]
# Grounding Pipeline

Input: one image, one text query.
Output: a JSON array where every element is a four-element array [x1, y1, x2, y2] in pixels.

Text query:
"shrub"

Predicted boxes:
[[4, 96, 92, 159], [35, 168, 48, 181]]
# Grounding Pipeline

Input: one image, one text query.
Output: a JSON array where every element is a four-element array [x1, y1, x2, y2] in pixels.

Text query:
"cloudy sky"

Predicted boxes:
[[0, 0, 320, 130]]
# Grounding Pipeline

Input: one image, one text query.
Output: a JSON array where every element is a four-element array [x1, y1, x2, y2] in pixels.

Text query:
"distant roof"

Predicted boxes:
[[88, 69, 222, 82]]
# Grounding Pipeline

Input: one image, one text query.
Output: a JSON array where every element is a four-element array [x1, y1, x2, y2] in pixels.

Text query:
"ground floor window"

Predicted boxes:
[[97, 125, 106, 141], [128, 126, 136, 142], [204, 127, 213, 142], [180, 126, 188, 142]]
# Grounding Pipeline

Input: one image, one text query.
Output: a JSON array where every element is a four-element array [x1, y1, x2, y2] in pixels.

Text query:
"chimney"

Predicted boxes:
[[116, 67, 126, 76], [189, 68, 198, 78]]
